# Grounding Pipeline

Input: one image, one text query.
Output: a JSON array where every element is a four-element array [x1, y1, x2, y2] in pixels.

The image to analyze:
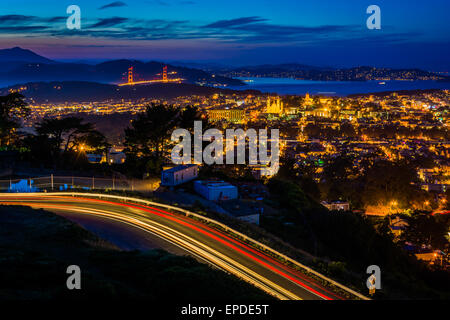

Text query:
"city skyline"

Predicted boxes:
[[0, 0, 449, 70], [0, 0, 448, 305]]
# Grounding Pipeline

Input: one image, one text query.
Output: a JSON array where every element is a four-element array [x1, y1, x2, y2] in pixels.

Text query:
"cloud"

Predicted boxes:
[[1, 11, 423, 50], [45, 16, 66, 23], [0, 26, 49, 32], [50, 19, 190, 41], [0, 14, 67, 26], [0, 15, 36, 24], [90, 17, 129, 28], [201, 16, 362, 44], [99, 1, 127, 10], [203, 17, 267, 28], [64, 44, 131, 48], [237, 24, 356, 43]]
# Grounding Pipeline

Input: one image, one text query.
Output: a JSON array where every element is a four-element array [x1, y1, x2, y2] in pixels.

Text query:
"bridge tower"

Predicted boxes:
[[163, 66, 168, 82], [128, 66, 134, 83]]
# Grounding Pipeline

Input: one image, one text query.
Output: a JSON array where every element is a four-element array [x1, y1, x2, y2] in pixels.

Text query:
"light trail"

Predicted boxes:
[[0, 194, 363, 300], [13, 202, 298, 300], [1, 200, 300, 299]]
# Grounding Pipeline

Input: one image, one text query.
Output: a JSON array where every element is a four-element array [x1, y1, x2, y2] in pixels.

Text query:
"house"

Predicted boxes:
[[107, 151, 126, 164], [421, 183, 448, 193], [86, 154, 104, 164], [414, 250, 445, 266], [389, 216, 409, 237], [194, 180, 238, 201], [161, 164, 198, 187], [321, 201, 350, 211]]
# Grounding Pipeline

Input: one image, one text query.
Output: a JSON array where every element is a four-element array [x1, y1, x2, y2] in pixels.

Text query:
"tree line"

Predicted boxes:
[[0, 93, 203, 176]]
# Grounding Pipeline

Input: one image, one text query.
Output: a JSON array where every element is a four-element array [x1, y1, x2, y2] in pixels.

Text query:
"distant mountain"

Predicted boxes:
[[221, 64, 449, 81], [167, 61, 233, 72], [0, 47, 55, 64], [0, 47, 244, 87], [0, 47, 57, 73], [230, 63, 332, 73], [348, 88, 445, 98], [0, 81, 260, 103]]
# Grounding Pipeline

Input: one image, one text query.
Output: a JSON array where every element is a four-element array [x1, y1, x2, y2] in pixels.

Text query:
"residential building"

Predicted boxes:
[[161, 164, 198, 187]]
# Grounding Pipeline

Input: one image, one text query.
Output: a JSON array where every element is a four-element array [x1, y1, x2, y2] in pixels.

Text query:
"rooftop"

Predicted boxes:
[[194, 180, 236, 189], [162, 164, 197, 173]]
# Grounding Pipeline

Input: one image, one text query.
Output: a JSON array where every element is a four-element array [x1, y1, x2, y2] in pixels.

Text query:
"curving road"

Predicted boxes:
[[0, 194, 346, 300]]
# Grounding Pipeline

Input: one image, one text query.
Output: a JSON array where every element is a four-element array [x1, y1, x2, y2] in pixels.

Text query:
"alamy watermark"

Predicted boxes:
[[66, 5, 81, 30], [366, 265, 381, 295], [66, 265, 81, 290], [366, 5, 381, 30], [171, 121, 280, 176]]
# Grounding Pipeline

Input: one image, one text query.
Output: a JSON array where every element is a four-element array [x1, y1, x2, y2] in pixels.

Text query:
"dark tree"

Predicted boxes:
[[361, 160, 432, 209], [124, 104, 203, 175], [339, 122, 357, 138], [29, 116, 108, 166], [125, 104, 180, 161], [402, 213, 449, 249], [0, 93, 29, 147], [36, 117, 96, 153]]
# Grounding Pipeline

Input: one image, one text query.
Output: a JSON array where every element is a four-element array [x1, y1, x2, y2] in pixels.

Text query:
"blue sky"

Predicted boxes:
[[0, 0, 449, 69]]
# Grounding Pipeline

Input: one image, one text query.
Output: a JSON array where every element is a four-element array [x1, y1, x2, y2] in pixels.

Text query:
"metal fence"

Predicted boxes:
[[0, 175, 159, 193]]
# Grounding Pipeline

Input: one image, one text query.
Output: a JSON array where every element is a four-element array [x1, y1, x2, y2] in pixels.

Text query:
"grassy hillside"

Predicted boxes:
[[0, 205, 272, 300], [261, 179, 450, 299]]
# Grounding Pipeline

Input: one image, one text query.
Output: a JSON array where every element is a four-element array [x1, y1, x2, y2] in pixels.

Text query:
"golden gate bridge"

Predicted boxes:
[[118, 66, 184, 86]]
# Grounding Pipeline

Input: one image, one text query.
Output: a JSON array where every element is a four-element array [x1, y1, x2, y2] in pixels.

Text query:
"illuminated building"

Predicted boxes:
[[304, 108, 331, 118], [208, 108, 245, 123], [304, 93, 313, 106], [266, 97, 284, 114]]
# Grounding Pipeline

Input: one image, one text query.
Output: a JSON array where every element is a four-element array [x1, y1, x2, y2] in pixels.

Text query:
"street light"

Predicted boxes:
[[389, 200, 398, 215]]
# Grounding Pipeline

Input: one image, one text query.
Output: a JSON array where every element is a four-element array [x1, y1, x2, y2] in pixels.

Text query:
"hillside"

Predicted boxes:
[[0, 81, 261, 103], [0, 47, 57, 73], [0, 47, 244, 87], [0, 46, 55, 64], [220, 64, 449, 82], [0, 205, 271, 300]]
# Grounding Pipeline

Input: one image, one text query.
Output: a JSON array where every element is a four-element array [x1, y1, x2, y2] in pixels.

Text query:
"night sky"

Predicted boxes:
[[0, 0, 449, 69]]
